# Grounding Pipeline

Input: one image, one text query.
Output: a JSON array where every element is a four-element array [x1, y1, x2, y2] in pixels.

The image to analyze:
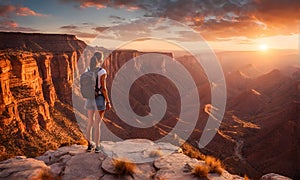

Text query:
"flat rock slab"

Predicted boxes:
[[101, 157, 155, 179], [154, 153, 201, 179], [35, 144, 86, 165], [0, 157, 50, 179], [154, 152, 201, 170], [62, 152, 105, 180], [101, 139, 179, 163], [154, 153, 239, 180]]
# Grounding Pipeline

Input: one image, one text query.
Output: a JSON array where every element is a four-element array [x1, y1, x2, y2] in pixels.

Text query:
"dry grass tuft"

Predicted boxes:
[[244, 174, 250, 180], [192, 164, 210, 178], [113, 158, 137, 176], [149, 150, 163, 157], [205, 156, 224, 175], [180, 143, 206, 160]]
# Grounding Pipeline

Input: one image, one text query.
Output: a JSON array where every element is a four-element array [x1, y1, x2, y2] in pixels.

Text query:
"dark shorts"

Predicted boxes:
[[84, 95, 106, 111]]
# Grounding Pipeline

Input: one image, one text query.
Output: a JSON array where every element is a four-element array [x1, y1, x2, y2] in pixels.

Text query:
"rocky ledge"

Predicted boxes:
[[0, 139, 292, 180]]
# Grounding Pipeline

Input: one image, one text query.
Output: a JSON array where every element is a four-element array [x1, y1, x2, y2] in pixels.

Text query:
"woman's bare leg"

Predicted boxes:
[[86, 109, 95, 143], [94, 110, 105, 147]]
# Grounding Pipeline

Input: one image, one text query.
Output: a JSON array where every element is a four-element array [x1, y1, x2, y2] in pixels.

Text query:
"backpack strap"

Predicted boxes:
[[95, 67, 102, 95]]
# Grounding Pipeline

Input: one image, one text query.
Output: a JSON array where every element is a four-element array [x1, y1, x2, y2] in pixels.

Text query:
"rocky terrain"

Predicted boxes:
[[0, 139, 292, 180], [0, 32, 299, 179], [209, 63, 300, 179]]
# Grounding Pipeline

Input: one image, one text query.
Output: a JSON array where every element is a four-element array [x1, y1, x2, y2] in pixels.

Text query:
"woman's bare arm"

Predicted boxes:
[[100, 73, 111, 110]]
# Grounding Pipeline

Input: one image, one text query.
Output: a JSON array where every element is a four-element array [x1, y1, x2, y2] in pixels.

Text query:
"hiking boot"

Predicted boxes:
[[86, 142, 95, 152], [95, 145, 103, 153]]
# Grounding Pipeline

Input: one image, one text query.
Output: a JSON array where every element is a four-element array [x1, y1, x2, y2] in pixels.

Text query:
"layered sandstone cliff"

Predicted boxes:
[[0, 32, 88, 161]]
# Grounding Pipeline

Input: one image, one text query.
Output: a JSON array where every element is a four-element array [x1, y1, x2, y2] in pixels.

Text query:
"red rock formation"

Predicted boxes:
[[9, 52, 44, 100], [0, 32, 88, 161], [51, 53, 74, 104], [0, 55, 13, 111], [35, 53, 57, 107]]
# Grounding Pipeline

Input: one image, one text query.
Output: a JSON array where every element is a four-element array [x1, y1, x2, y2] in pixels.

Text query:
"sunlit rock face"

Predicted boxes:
[[0, 55, 13, 110], [0, 32, 88, 161]]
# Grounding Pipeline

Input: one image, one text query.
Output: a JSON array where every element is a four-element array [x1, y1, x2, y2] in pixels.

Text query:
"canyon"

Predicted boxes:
[[0, 32, 299, 179]]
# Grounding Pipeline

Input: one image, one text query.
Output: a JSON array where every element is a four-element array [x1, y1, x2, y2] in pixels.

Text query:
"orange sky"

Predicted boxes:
[[116, 34, 299, 52]]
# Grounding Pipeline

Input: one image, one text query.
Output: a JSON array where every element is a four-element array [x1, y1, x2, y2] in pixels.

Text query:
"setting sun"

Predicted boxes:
[[259, 44, 269, 51]]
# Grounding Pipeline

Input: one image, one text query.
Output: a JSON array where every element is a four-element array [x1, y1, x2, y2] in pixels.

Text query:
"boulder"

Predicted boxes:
[[260, 173, 292, 180], [0, 157, 52, 179], [62, 152, 105, 180]]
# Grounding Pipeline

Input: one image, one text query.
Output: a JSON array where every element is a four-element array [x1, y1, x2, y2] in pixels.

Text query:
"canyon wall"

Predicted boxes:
[[0, 32, 88, 160]]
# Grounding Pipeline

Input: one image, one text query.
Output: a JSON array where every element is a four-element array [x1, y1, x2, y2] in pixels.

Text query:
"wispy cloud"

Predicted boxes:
[[0, 4, 48, 17], [15, 7, 46, 17], [0, 5, 15, 17], [0, 19, 39, 32], [94, 26, 110, 32], [74, 31, 97, 38], [0, 19, 18, 28], [60, 25, 78, 29], [109, 15, 125, 21], [61, 0, 140, 11], [80, 1, 106, 9]]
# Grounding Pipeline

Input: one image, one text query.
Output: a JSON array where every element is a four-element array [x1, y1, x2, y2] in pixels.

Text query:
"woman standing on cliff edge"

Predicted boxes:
[[84, 52, 111, 153]]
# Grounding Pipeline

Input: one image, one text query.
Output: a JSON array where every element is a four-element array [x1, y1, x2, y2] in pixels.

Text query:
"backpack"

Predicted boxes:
[[80, 68, 102, 98]]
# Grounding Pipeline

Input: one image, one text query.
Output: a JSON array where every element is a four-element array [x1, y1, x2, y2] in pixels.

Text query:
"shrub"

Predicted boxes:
[[192, 164, 210, 178], [113, 158, 137, 176], [205, 156, 224, 175]]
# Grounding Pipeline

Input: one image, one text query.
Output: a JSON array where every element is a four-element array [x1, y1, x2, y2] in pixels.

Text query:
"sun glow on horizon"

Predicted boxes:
[[259, 44, 269, 51]]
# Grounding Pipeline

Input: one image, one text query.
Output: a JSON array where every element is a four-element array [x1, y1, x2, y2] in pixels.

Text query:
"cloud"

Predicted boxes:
[[82, 22, 94, 26], [0, 5, 15, 17], [60, 25, 79, 29], [74, 31, 97, 38], [253, 0, 300, 32], [109, 15, 125, 21], [94, 19, 154, 41], [80, 1, 106, 9], [94, 26, 110, 32], [60, 0, 140, 11], [0, 4, 47, 17], [60, 0, 300, 39], [132, 37, 153, 41], [0, 19, 39, 32], [0, 19, 18, 28], [15, 7, 46, 17]]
